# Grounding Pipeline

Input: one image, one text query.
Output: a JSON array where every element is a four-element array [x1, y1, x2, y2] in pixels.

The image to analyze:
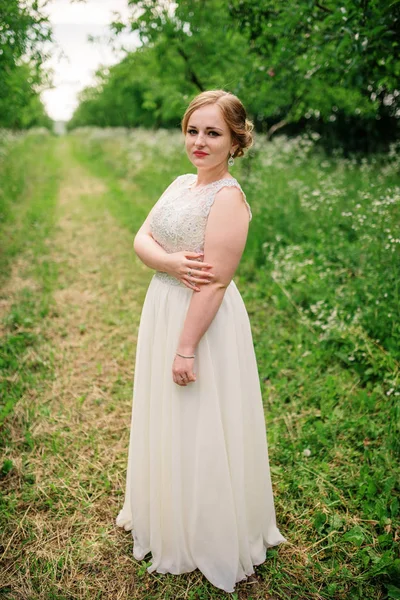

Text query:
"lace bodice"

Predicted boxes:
[[150, 173, 252, 286]]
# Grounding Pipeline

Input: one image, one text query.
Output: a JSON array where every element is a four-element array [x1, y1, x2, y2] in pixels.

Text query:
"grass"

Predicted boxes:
[[0, 128, 399, 599], [0, 130, 61, 427]]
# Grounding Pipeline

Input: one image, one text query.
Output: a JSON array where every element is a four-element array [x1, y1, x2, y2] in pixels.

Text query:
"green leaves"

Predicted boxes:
[[70, 0, 399, 150], [0, 0, 52, 128], [230, 0, 400, 125], [386, 584, 400, 599], [342, 526, 365, 547]]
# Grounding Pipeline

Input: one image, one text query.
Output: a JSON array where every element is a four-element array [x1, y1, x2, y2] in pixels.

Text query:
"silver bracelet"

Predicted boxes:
[[176, 352, 196, 359]]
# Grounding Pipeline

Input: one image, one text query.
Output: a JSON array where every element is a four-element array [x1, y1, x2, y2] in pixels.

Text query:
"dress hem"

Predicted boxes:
[[116, 513, 287, 593]]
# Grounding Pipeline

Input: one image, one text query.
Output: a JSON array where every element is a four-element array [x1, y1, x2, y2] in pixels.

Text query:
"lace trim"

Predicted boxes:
[[153, 270, 234, 290], [153, 271, 187, 287], [187, 175, 252, 221]]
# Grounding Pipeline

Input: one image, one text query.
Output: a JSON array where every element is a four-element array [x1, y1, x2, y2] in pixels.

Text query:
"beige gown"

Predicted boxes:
[[116, 173, 287, 593]]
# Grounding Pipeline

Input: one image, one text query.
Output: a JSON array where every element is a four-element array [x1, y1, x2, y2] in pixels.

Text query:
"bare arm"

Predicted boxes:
[[176, 186, 250, 355], [133, 204, 171, 272]]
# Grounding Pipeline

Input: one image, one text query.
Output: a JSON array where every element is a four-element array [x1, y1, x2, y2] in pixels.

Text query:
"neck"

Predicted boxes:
[[195, 165, 231, 186]]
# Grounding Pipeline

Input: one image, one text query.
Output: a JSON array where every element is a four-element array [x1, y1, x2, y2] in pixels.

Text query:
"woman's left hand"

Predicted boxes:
[[172, 355, 196, 386]]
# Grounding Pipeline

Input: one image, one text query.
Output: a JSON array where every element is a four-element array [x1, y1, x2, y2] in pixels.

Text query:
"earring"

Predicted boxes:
[[228, 153, 234, 167]]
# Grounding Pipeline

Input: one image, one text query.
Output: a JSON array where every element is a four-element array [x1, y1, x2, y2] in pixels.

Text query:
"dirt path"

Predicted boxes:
[[1, 139, 159, 599]]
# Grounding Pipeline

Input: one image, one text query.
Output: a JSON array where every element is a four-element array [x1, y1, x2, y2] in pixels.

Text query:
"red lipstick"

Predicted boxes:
[[194, 151, 208, 157]]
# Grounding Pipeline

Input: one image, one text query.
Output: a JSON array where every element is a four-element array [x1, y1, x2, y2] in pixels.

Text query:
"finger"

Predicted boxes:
[[182, 276, 198, 285], [187, 267, 214, 278], [181, 276, 200, 292], [189, 272, 214, 282], [182, 279, 200, 292], [173, 372, 182, 385], [182, 370, 194, 383], [183, 269, 214, 283], [187, 259, 213, 269], [174, 371, 188, 384], [183, 372, 191, 384]]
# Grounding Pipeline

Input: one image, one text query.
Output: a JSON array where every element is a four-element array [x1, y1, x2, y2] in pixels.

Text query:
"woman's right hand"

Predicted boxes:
[[164, 251, 215, 292]]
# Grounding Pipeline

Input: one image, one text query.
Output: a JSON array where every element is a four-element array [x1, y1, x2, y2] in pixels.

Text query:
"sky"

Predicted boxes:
[[41, 0, 139, 122]]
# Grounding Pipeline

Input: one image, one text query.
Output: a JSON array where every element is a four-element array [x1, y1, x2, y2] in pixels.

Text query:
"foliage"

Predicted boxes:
[[0, 0, 53, 129], [229, 0, 400, 150], [69, 46, 187, 129], [229, 0, 400, 117], [69, 0, 400, 151], [69, 0, 253, 131]]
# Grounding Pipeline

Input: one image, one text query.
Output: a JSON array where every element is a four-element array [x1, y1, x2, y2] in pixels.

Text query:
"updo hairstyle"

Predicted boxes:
[[181, 90, 254, 159]]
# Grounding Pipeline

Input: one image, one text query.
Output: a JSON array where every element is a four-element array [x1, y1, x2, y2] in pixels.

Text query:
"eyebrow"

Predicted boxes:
[[187, 125, 224, 132]]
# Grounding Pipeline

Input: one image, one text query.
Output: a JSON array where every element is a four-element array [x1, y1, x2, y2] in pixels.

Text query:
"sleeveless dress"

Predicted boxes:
[[116, 173, 287, 593]]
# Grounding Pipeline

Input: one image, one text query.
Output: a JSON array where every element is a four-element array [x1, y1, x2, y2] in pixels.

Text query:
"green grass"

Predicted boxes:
[[0, 128, 399, 599], [0, 131, 61, 427]]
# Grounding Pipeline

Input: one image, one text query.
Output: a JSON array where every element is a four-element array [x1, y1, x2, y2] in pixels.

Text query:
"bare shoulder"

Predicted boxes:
[[215, 184, 245, 199], [213, 184, 250, 218]]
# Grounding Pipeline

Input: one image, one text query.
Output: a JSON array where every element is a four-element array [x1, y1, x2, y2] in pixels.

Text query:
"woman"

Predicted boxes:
[[116, 89, 287, 593]]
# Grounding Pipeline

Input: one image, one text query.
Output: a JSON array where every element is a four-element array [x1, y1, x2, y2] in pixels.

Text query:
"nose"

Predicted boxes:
[[194, 132, 206, 146]]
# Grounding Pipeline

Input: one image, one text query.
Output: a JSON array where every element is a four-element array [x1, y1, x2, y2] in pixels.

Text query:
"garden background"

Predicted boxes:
[[0, 1, 399, 599]]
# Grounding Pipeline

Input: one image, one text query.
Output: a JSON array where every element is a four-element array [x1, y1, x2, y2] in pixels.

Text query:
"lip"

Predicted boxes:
[[193, 151, 208, 157]]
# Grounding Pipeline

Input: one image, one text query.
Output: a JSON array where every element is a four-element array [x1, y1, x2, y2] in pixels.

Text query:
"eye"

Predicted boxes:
[[186, 129, 220, 136]]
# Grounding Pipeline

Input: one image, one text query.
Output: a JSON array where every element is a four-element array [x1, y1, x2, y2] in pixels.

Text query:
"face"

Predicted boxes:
[[184, 104, 239, 170]]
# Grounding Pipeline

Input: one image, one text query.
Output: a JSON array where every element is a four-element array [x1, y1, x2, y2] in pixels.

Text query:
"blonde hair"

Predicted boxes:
[[181, 90, 254, 158]]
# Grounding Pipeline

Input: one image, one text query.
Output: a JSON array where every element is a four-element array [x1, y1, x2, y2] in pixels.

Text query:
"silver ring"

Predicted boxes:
[[187, 269, 192, 276]]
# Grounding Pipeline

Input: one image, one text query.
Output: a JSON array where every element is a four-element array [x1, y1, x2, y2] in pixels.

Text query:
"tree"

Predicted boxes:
[[0, 0, 52, 128], [70, 0, 254, 128], [229, 0, 400, 147], [71, 0, 399, 150]]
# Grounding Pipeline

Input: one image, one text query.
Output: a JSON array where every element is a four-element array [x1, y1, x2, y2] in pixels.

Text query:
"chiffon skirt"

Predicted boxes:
[[116, 273, 287, 593]]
